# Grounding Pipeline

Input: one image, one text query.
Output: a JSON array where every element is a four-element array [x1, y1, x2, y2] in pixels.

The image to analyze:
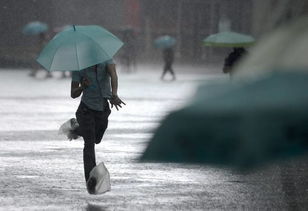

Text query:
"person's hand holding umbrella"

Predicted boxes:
[[81, 77, 91, 89], [70, 76, 91, 98]]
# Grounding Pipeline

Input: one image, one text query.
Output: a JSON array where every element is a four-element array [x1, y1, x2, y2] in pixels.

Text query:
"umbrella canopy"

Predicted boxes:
[[141, 72, 308, 170], [154, 35, 176, 49], [203, 31, 255, 47], [233, 17, 308, 79], [22, 21, 48, 35], [37, 25, 123, 71]]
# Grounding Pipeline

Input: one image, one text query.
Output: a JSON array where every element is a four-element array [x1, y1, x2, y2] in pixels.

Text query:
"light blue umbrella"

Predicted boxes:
[[37, 25, 123, 71], [154, 35, 176, 49], [22, 21, 48, 35], [203, 31, 255, 47]]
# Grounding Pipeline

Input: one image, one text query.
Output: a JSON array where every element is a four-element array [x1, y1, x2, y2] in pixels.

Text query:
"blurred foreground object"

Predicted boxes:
[[154, 35, 176, 49], [203, 31, 255, 48], [141, 72, 308, 170], [234, 17, 308, 79], [22, 21, 48, 35], [37, 25, 123, 71]]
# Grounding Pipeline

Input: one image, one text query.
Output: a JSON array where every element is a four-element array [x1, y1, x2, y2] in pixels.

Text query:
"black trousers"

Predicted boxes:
[[162, 61, 175, 79], [75, 101, 111, 181]]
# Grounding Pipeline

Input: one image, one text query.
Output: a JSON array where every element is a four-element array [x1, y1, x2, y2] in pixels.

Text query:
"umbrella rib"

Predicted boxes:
[[49, 43, 62, 71], [79, 32, 117, 57], [48, 35, 75, 71], [74, 41, 80, 70]]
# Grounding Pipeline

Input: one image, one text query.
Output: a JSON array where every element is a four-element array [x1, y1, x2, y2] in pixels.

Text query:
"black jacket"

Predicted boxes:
[[223, 48, 247, 74]]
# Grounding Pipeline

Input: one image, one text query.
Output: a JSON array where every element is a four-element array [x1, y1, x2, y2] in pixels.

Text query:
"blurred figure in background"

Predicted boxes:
[[161, 47, 176, 80], [29, 32, 53, 78], [223, 47, 247, 76], [121, 28, 137, 72]]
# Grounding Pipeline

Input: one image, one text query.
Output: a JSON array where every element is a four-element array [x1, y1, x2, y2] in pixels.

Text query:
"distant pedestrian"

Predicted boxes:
[[121, 28, 137, 72], [65, 60, 125, 194], [29, 32, 53, 78], [161, 47, 176, 80], [223, 47, 247, 76]]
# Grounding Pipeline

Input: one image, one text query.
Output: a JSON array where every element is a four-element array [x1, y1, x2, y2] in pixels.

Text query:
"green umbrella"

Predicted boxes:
[[22, 21, 48, 35], [203, 31, 255, 47], [141, 72, 308, 170], [154, 35, 176, 49], [37, 25, 123, 71]]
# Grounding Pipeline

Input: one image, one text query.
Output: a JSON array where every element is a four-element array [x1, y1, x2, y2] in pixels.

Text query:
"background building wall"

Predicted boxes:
[[4, 0, 306, 68]]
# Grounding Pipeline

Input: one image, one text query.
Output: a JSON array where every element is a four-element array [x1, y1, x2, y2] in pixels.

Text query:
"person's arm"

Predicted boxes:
[[107, 64, 126, 110], [107, 64, 118, 96], [71, 77, 90, 98]]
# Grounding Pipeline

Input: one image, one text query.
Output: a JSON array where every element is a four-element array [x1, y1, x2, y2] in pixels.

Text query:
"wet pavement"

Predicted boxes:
[[0, 67, 308, 210]]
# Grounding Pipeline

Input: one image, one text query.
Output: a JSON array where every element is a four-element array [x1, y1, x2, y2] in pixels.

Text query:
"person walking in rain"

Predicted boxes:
[[67, 60, 125, 194], [223, 47, 247, 76], [121, 28, 137, 72], [161, 47, 176, 80], [29, 32, 53, 78]]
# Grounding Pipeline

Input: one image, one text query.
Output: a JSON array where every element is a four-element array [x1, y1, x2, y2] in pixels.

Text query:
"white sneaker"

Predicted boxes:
[[87, 162, 111, 195]]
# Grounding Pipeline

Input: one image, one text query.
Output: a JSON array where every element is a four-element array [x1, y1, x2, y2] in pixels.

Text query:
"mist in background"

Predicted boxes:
[[0, 0, 307, 70]]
